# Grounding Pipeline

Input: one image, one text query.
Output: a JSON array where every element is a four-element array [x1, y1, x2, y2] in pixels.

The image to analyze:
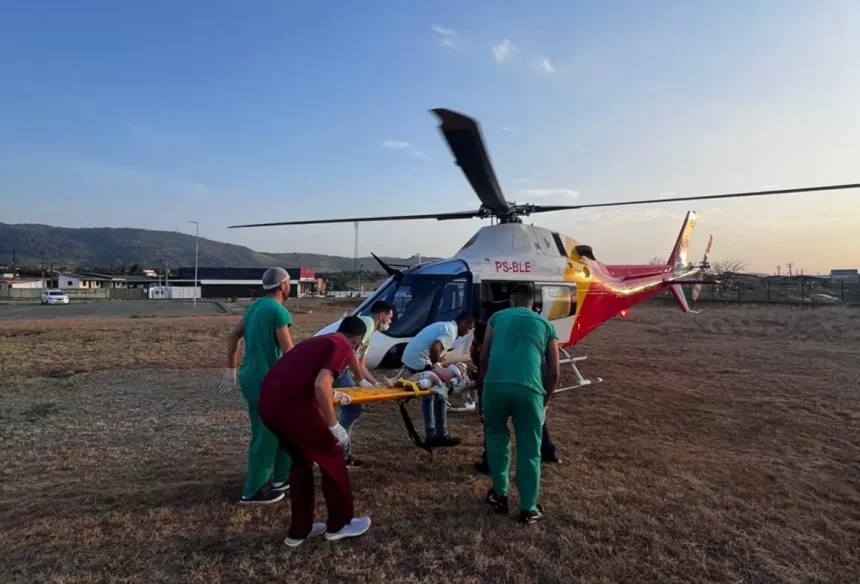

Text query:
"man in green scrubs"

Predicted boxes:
[[220, 267, 295, 504], [479, 283, 560, 524]]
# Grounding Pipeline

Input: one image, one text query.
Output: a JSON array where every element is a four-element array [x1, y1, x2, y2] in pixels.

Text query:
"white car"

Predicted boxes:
[[41, 289, 70, 305]]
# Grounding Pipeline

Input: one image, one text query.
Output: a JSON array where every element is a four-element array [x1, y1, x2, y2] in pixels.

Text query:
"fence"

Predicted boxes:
[[1, 287, 147, 301], [656, 277, 860, 306]]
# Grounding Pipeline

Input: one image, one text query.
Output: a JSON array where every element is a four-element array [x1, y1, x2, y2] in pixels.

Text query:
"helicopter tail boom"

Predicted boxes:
[[668, 210, 697, 269]]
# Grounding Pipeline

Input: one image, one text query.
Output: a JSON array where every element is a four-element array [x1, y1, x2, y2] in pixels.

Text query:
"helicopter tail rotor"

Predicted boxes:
[[692, 234, 714, 302]]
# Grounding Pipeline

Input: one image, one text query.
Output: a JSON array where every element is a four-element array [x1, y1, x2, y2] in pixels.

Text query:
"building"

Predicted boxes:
[[51, 273, 159, 290], [830, 269, 859, 282], [174, 267, 318, 298]]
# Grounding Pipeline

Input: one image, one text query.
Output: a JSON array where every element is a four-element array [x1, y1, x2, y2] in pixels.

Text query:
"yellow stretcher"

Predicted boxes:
[[331, 379, 432, 404], [331, 380, 438, 458]]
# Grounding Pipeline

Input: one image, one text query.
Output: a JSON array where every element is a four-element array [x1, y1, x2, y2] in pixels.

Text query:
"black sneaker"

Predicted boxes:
[[486, 489, 509, 514], [542, 454, 561, 465], [518, 504, 545, 525], [271, 481, 290, 492], [427, 435, 462, 447], [239, 485, 285, 505], [345, 456, 364, 469]]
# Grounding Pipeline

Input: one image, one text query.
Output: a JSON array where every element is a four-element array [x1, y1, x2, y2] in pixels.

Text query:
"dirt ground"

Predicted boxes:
[[1, 302, 858, 583]]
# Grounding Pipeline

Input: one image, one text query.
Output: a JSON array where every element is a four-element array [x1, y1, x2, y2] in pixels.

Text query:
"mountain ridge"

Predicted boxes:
[[0, 222, 440, 272]]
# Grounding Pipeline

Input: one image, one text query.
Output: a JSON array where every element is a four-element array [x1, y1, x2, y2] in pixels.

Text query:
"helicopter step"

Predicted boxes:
[[554, 349, 602, 394]]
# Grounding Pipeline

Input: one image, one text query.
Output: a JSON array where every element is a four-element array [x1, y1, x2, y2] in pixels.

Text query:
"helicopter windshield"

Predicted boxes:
[[356, 260, 472, 338]]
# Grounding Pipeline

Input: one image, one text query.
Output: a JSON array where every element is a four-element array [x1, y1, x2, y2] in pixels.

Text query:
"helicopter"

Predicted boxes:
[[229, 108, 860, 391]]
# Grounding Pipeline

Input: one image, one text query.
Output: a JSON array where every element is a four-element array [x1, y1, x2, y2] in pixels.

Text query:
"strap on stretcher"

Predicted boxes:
[[395, 380, 434, 460]]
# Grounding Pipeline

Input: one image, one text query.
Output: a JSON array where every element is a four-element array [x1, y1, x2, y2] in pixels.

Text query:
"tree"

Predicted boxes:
[[711, 259, 747, 292], [648, 257, 666, 265], [712, 259, 747, 276]]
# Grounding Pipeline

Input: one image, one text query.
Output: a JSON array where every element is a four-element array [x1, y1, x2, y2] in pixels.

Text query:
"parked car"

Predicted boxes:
[[41, 289, 70, 305]]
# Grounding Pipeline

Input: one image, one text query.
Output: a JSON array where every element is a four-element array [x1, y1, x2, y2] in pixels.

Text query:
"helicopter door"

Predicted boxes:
[[430, 275, 472, 323]]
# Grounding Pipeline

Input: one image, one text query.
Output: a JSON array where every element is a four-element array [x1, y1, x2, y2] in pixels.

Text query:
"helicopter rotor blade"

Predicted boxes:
[[227, 209, 483, 229], [523, 182, 860, 214], [431, 108, 510, 214]]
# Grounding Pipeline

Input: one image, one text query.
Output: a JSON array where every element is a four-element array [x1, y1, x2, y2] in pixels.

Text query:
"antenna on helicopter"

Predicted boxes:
[[227, 109, 860, 230]]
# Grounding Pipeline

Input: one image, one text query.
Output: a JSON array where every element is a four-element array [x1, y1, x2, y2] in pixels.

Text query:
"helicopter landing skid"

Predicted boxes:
[[554, 349, 602, 394]]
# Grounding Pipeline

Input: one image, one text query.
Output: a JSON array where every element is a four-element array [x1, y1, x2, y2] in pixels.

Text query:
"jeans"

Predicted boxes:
[[334, 369, 363, 460], [422, 394, 448, 439]]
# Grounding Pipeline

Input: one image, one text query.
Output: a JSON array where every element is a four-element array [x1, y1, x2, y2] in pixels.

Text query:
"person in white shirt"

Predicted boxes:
[[400, 311, 476, 447]]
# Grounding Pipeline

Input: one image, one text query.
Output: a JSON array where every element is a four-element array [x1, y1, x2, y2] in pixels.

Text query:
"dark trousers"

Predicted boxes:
[[478, 396, 557, 462], [260, 397, 354, 539]]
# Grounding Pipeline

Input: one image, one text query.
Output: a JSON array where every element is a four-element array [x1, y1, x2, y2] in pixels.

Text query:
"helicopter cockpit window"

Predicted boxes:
[[379, 260, 473, 337], [433, 277, 468, 322], [414, 259, 469, 276]]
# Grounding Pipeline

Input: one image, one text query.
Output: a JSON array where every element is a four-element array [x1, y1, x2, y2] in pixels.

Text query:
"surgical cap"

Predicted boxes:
[[262, 267, 289, 290]]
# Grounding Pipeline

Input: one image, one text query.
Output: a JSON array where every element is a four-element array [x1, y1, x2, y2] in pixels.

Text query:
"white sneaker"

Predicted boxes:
[[283, 522, 327, 547], [324, 517, 371, 541]]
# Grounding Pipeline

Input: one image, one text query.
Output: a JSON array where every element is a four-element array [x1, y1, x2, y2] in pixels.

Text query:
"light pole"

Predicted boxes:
[[188, 220, 199, 307], [358, 263, 364, 297]]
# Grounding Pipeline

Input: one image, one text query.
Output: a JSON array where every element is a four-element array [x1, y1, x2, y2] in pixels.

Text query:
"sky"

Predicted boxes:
[[1, 0, 859, 274]]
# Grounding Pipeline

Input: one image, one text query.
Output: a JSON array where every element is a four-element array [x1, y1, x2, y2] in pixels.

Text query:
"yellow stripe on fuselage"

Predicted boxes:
[[561, 235, 594, 316]]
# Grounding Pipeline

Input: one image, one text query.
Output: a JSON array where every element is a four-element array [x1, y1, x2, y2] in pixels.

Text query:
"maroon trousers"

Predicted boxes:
[[260, 396, 354, 539]]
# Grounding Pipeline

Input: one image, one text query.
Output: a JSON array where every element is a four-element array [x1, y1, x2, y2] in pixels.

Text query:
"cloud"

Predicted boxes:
[[517, 188, 580, 200], [432, 26, 455, 36], [515, 178, 532, 184], [433, 25, 462, 50], [537, 58, 555, 74], [382, 140, 410, 149], [127, 124, 197, 147], [492, 39, 518, 63], [502, 125, 516, 132], [382, 140, 427, 160]]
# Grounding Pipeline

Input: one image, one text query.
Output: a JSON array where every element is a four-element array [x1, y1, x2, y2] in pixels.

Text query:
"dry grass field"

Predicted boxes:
[[1, 301, 858, 583]]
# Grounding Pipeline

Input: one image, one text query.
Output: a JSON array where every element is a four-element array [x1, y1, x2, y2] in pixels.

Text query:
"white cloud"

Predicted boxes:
[[517, 188, 580, 199], [433, 25, 462, 50], [502, 125, 516, 132], [537, 58, 555, 74], [492, 39, 518, 63], [382, 140, 410, 149], [516, 178, 532, 184], [127, 124, 197, 147], [382, 140, 427, 160]]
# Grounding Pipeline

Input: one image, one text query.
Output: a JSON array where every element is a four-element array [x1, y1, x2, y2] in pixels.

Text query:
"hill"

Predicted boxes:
[[0, 222, 438, 272]]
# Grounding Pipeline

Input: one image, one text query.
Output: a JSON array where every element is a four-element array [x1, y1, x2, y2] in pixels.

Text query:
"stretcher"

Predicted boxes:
[[332, 379, 434, 404], [331, 380, 439, 459]]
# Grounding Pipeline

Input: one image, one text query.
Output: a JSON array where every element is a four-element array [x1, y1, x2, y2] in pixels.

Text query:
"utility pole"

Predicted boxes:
[[40, 251, 45, 290], [358, 263, 364, 295], [786, 263, 794, 277], [188, 220, 199, 308], [353, 222, 359, 271], [776, 266, 781, 276]]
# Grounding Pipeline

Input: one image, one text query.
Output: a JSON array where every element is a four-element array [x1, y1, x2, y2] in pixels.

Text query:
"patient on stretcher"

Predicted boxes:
[[395, 363, 473, 402]]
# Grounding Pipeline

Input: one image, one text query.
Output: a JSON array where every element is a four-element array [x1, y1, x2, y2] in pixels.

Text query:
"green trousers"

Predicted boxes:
[[240, 376, 292, 499], [482, 382, 545, 512]]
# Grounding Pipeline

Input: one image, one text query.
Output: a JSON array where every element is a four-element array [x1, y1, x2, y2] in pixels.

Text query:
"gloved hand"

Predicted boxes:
[[219, 369, 237, 394], [333, 390, 352, 405], [357, 379, 374, 388], [329, 422, 349, 447]]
